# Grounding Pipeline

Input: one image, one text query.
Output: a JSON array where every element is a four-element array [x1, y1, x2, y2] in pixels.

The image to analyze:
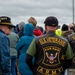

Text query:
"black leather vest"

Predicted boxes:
[[68, 33, 75, 53], [68, 33, 75, 68], [34, 31, 68, 75]]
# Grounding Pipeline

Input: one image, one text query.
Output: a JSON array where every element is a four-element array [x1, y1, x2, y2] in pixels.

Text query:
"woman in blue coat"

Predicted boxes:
[[16, 23, 35, 75]]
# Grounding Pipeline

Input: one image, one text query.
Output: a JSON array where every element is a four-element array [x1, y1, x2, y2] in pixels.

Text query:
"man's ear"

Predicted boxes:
[[56, 26, 59, 29], [45, 25, 47, 30]]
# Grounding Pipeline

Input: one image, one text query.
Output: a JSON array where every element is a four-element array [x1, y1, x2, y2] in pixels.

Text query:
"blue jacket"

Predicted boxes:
[[0, 30, 11, 75], [16, 23, 35, 75]]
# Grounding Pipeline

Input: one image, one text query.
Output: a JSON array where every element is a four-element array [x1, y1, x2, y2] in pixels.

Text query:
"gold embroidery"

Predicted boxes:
[[39, 37, 66, 47], [72, 35, 75, 40], [0, 18, 7, 20], [42, 46, 60, 66], [37, 66, 63, 75], [61, 55, 65, 60], [52, 70, 56, 75], [73, 57, 75, 63]]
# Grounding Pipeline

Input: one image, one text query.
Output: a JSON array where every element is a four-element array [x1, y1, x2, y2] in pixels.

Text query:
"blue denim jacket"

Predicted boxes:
[[0, 30, 11, 75]]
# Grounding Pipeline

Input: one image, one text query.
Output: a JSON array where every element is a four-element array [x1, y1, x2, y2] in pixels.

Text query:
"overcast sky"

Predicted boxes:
[[0, 0, 75, 28]]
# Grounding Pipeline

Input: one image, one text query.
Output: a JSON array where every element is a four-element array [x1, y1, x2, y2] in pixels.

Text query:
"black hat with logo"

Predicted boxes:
[[0, 16, 15, 27]]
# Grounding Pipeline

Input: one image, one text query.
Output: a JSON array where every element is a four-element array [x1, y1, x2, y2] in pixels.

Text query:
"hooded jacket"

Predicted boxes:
[[33, 27, 43, 36], [16, 23, 35, 75]]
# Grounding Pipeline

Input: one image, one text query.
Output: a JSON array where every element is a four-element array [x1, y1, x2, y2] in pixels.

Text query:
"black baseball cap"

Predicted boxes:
[[44, 16, 58, 27]]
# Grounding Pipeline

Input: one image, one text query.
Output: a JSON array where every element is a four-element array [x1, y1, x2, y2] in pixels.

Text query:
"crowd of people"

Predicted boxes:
[[0, 16, 75, 75]]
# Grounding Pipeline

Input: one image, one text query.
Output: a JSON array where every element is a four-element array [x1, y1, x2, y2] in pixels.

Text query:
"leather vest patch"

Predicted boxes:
[[72, 35, 75, 40], [36, 36, 67, 74], [37, 66, 63, 75], [37, 46, 64, 75], [42, 46, 60, 66]]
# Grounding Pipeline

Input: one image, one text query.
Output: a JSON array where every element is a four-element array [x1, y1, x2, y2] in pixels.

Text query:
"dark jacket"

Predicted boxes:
[[26, 31, 73, 75], [67, 33, 75, 68]]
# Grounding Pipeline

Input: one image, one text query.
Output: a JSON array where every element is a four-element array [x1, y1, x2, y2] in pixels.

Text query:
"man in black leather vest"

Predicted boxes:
[[68, 33, 75, 68], [26, 16, 73, 75]]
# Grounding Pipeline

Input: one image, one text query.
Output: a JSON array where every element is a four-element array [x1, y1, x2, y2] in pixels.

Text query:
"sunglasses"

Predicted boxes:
[[7, 26, 12, 29]]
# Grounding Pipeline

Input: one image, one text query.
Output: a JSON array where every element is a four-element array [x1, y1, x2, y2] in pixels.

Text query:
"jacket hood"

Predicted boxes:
[[23, 23, 34, 36]]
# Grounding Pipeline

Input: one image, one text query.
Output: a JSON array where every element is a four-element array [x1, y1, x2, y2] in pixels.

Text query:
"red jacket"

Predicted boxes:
[[34, 28, 43, 36]]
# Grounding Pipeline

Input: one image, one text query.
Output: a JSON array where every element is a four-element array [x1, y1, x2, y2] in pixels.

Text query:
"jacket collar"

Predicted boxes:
[[0, 29, 5, 34]]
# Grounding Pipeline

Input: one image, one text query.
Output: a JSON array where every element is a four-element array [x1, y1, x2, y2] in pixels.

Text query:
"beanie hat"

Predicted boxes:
[[61, 24, 68, 31], [18, 22, 25, 30], [44, 16, 58, 27], [28, 17, 37, 28]]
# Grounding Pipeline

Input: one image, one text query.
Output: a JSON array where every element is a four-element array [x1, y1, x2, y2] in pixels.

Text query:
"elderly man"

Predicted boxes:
[[0, 16, 15, 75]]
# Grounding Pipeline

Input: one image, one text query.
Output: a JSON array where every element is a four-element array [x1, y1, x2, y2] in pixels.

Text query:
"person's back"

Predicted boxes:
[[8, 32, 19, 56], [26, 16, 73, 75], [66, 33, 75, 75], [31, 31, 72, 75], [16, 23, 35, 75], [68, 33, 75, 67], [61, 24, 73, 38], [7, 32, 19, 75]]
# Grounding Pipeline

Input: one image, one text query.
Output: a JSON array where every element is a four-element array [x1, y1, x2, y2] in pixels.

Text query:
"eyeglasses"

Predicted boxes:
[[7, 26, 12, 29]]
